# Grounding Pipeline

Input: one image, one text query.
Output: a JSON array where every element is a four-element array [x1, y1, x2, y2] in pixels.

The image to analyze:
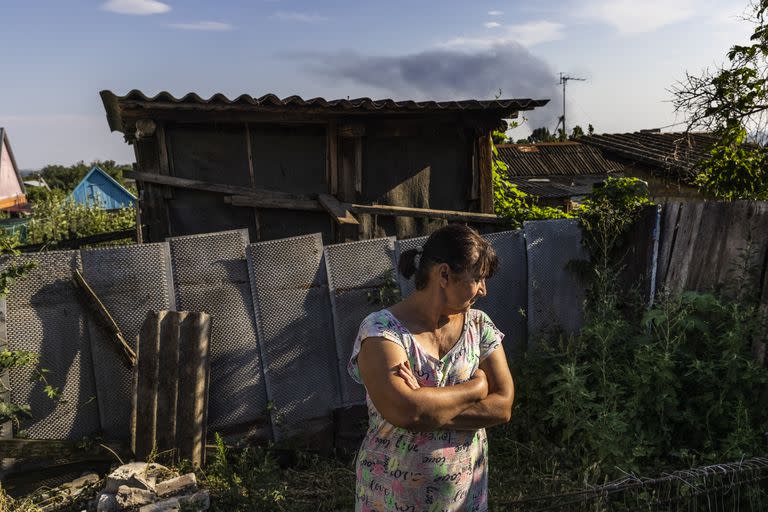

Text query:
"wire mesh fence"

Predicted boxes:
[[500, 458, 768, 512]]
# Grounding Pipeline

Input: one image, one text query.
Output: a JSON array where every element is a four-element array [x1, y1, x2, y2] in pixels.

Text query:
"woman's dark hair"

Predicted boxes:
[[398, 224, 499, 290]]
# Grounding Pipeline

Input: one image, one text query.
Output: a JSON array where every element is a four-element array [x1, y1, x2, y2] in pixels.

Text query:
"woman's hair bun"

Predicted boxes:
[[398, 248, 421, 279]]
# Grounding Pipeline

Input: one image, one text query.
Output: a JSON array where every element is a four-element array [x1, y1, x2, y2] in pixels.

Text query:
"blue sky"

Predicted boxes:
[[0, 0, 753, 169]]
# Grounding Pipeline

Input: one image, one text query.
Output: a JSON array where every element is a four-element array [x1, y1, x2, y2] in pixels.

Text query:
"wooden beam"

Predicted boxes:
[[156, 124, 173, 199], [226, 194, 510, 224], [339, 123, 365, 138], [133, 138, 172, 242], [225, 194, 324, 211], [348, 203, 510, 224], [354, 137, 363, 194], [73, 270, 137, 367], [476, 132, 494, 213], [0, 439, 129, 461], [327, 122, 338, 195], [318, 194, 359, 225], [127, 171, 319, 210], [245, 123, 262, 241]]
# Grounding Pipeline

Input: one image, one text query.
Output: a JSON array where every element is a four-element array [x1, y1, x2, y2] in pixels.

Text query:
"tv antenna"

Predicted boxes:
[[556, 72, 586, 138]]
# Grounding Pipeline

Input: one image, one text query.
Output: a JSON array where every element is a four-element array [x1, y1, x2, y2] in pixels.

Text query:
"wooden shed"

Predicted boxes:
[[100, 91, 548, 242]]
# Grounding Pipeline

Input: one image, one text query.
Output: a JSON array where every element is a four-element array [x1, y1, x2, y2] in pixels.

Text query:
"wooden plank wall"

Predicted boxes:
[[656, 200, 768, 302]]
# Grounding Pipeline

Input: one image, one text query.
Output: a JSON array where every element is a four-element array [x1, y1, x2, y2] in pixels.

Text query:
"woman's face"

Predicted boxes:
[[435, 263, 487, 312]]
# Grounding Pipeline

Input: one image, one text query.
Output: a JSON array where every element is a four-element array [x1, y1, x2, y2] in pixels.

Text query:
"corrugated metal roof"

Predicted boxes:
[[508, 176, 605, 199], [100, 90, 549, 133], [496, 142, 623, 177], [579, 132, 718, 179]]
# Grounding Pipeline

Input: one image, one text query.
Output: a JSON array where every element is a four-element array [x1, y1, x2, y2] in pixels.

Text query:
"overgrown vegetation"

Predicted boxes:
[[502, 177, 768, 489], [22, 191, 135, 246]]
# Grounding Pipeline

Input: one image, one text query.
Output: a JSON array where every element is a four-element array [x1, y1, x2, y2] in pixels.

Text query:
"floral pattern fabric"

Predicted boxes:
[[348, 308, 504, 512]]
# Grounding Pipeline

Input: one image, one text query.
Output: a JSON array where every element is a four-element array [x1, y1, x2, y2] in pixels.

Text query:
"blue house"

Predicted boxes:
[[70, 166, 136, 210]]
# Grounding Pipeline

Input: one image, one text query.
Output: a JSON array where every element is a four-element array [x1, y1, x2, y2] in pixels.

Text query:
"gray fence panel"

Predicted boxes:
[[473, 230, 527, 356], [168, 230, 268, 433], [524, 219, 589, 344], [394, 236, 428, 298], [80, 243, 175, 441], [4, 251, 100, 440], [248, 233, 340, 440], [325, 237, 396, 405]]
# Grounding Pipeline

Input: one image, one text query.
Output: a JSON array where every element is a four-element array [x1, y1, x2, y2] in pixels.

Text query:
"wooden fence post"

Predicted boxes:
[[132, 311, 211, 466]]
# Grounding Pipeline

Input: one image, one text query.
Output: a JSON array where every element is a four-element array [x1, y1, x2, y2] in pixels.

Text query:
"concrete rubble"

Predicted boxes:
[[91, 462, 209, 511]]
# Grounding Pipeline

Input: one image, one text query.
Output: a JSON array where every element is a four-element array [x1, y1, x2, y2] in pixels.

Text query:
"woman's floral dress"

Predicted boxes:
[[348, 308, 504, 512]]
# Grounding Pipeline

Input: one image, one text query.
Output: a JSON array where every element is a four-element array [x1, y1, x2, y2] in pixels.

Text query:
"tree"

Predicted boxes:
[[38, 160, 131, 193], [528, 127, 557, 143], [672, 0, 768, 199], [570, 125, 585, 140]]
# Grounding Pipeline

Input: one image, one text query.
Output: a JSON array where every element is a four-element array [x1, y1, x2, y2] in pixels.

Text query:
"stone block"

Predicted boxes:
[[138, 497, 180, 512], [96, 493, 118, 512], [155, 473, 197, 498], [104, 462, 169, 493], [115, 485, 157, 508]]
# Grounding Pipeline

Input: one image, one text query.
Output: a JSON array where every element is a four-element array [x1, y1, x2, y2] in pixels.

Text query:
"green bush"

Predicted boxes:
[[504, 180, 768, 483], [24, 191, 135, 246]]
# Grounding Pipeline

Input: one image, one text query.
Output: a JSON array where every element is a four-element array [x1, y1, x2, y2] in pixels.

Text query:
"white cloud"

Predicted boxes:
[[272, 11, 327, 23], [102, 0, 170, 15], [442, 21, 564, 49], [484, 21, 501, 29], [169, 21, 233, 31], [574, 0, 695, 33], [488, 10, 504, 16]]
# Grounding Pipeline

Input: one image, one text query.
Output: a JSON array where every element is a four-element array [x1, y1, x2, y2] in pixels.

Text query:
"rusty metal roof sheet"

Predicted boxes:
[[579, 132, 718, 179], [508, 176, 605, 199], [496, 142, 623, 177], [100, 90, 549, 133]]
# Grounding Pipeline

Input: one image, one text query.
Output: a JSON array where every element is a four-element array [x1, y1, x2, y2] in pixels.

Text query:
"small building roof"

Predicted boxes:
[[70, 166, 136, 209], [579, 131, 718, 179], [0, 127, 27, 210], [100, 90, 550, 136], [508, 177, 603, 199], [496, 142, 623, 177]]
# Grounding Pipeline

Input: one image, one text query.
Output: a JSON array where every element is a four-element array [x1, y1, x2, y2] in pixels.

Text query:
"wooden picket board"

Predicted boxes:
[[663, 201, 705, 293]]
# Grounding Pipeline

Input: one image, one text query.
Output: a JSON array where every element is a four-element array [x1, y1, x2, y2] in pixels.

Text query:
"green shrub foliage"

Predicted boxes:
[[24, 190, 135, 246], [508, 181, 768, 481]]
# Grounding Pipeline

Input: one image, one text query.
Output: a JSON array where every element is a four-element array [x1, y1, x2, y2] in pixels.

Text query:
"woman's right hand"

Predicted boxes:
[[472, 368, 489, 400]]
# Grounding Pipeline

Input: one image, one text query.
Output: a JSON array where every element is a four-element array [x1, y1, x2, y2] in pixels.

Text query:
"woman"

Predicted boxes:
[[348, 224, 515, 512]]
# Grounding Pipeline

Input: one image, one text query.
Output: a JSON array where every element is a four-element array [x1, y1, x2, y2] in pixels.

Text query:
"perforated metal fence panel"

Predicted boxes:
[[80, 243, 175, 441], [248, 233, 340, 440], [473, 230, 527, 356], [524, 220, 589, 345], [3, 251, 100, 440], [394, 236, 428, 298], [325, 237, 396, 405], [168, 230, 268, 434]]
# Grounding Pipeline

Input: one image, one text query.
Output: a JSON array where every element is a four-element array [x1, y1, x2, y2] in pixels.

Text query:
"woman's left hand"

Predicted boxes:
[[397, 360, 421, 390]]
